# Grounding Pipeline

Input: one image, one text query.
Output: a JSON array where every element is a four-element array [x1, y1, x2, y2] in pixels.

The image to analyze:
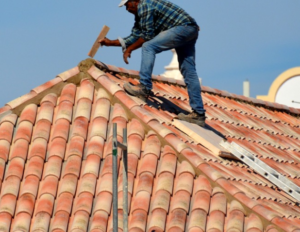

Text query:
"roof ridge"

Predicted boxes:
[[1, 58, 299, 119], [94, 59, 300, 116]]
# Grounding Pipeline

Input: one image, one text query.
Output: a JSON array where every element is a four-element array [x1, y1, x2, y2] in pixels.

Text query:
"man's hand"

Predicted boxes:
[[122, 38, 146, 64], [123, 49, 132, 64], [99, 37, 112, 46], [98, 38, 121, 47]]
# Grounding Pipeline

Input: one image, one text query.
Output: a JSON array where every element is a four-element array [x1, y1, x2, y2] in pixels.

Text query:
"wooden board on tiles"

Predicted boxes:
[[88, 25, 110, 58], [172, 119, 237, 159]]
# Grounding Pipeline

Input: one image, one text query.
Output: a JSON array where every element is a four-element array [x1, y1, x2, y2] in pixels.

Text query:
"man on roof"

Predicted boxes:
[[99, 0, 206, 127]]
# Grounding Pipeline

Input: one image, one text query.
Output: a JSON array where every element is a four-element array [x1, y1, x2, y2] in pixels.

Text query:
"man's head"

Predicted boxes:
[[119, 0, 139, 15]]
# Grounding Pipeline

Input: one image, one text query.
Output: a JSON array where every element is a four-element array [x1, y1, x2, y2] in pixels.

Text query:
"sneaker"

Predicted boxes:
[[177, 111, 206, 127], [123, 83, 151, 101]]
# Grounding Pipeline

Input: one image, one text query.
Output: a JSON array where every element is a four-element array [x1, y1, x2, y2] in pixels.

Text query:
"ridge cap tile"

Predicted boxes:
[[56, 66, 80, 81], [31, 77, 62, 96], [97, 74, 123, 96], [0, 106, 12, 117], [6, 91, 37, 110]]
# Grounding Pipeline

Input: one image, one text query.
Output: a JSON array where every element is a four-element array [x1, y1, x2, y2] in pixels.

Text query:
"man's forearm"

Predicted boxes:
[[107, 39, 121, 46], [99, 38, 121, 47], [127, 37, 146, 52]]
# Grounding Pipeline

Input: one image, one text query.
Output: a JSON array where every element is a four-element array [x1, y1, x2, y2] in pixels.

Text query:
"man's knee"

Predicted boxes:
[[142, 41, 151, 50], [142, 40, 160, 53]]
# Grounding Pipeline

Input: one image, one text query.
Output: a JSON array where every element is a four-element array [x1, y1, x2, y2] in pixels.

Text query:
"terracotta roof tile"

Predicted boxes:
[[33, 77, 62, 95], [1, 60, 300, 231], [6, 157, 25, 181], [0, 106, 12, 116], [151, 189, 170, 214], [0, 212, 12, 231], [55, 101, 74, 123], [157, 150, 177, 176], [6, 91, 37, 109], [51, 210, 69, 232], [226, 207, 245, 231], [11, 211, 31, 232], [131, 191, 151, 213], [174, 172, 194, 196], [136, 172, 154, 195], [19, 175, 39, 198], [9, 138, 29, 161], [52, 118, 70, 142], [32, 212, 51, 231], [74, 98, 92, 121], [56, 67, 80, 82], [0, 120, 15, 143], [18, 104, 37, 124], [92, 98, 111, 122], [142, 133, 161, 158], [207, 210, 226, 231], [0, 193, 17, 216], [266, 225, 280, 232]]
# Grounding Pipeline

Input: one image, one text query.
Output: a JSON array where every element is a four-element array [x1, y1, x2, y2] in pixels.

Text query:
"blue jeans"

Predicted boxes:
[[139, 25, 205, 115]]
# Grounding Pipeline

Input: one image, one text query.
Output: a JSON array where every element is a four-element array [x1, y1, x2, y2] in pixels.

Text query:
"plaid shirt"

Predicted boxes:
[[122, 0, 198, 47]]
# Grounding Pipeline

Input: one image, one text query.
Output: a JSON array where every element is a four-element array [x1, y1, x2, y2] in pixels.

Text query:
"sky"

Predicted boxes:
[[1, 1, 300, 108]]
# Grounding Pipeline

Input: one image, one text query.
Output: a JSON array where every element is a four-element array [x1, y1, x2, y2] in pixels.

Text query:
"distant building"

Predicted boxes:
[[161, 49, 202, 84], [257, 67, 300, 109]]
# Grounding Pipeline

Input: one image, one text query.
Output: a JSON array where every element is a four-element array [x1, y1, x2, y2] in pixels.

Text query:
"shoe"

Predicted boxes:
[[177, 111, 206, 127], [124, 83, 151, 101]]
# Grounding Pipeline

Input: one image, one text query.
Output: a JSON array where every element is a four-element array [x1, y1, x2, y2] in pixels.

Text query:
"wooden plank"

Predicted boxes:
[[88, 25, 110, 58], [172, 119, 237, 159]]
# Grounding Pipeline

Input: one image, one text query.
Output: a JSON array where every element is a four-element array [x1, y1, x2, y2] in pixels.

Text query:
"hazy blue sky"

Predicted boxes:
[[1, 1, 299, 107]]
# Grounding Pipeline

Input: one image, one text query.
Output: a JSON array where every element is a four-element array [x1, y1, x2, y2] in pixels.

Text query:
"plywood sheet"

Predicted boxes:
[[172, 119, 236, 159]]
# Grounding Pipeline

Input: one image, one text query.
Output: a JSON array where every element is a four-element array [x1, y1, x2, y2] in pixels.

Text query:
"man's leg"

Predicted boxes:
[[124, 28, 178, 98], [176, 37, 205, 115], [139, 26, 199, 90], [124, 25, 202, 106], [175, 26, 206, 126]]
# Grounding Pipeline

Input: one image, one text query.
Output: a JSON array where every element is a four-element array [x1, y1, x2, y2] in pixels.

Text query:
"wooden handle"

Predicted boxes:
[[88, 25, 110, 58]]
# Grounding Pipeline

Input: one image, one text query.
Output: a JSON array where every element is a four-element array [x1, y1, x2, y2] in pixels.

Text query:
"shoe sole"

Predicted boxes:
[[186, 119, 205, 127], [177, 115, 206, 127], [124, 83, 148, 101]]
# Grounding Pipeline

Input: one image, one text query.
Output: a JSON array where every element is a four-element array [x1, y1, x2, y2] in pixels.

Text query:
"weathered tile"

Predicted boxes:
[[18, 104, 37, 124], [9, 138, 29, 161], [11, 212, 31, 232], [90, 210, 109, 232], [0, 140, 10, 162]]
